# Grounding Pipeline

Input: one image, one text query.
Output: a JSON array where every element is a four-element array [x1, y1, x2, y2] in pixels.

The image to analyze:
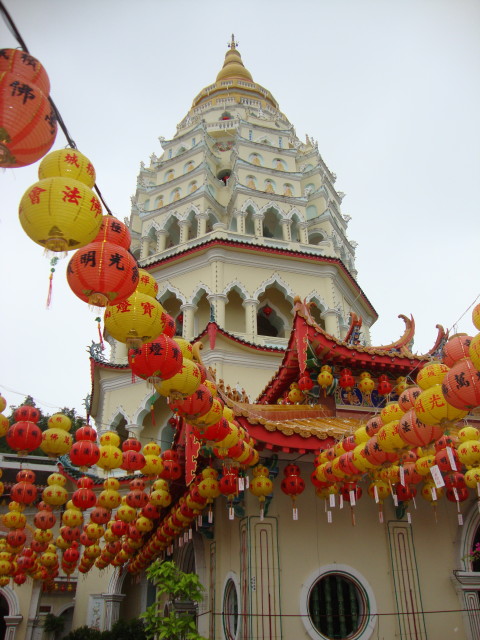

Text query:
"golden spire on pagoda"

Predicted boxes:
[[216, 34, 253, 82]]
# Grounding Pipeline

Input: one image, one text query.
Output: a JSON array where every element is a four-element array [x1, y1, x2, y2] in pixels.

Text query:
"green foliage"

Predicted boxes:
[[61, 626, 103, 640], [145, 560, 204, 603], [141, 561, 207, 640], [43, 613, 65, 636], [102, 618, 146, 640]]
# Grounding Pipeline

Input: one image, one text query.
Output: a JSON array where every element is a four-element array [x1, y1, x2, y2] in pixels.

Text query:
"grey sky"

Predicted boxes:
[[1, 0, 479, 415]]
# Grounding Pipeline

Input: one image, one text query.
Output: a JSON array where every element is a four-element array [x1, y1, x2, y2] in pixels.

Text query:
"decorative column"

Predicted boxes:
[[178, 219, 190, 244], [233, 210, 247, 234], [207, 294, 227, 328], [4, 616, 23, 640], [298, 221, 309, 244], [156, 229, 168, 253], [24, 582, 42, 640], [252, 213, 264, 237], [180, 303, 197, 340], [140, 235, 150, 260], [102, 594, 125, 631], [196, 212, 209, 237], [321, 308, 341, 337], [243, 298, 259, 340], [126, 423, 142, 439], [280, 219, 291, 241]]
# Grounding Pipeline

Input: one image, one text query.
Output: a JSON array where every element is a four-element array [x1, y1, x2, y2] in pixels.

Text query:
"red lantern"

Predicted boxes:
[[395, 483, 417, 501], [435, 448, 459, 473], [63, 544, 80, 564], [298, 375, 314, 391], [60, 526, 81, 542], [93, 215, 131, 249], [442, 358, 480, 410], [11, 481, 38, 504], [194, 417, 231, 443], [122, 438, 142, 452], [398, 386, 422, 412], [126, 489, 149, 509], [161, 312, 177, 338], [442, 334, 472, 367], [7, 421, 42, 454], [67, 241, 139, 307], [34, 506, 56, 530], [159, 459, 182, 481], [169, 384, 213, 418], [281, 464, 305, 499], [13, 405, 41, 422], [69, 440, 100, 468], [339, 368, 355, 390], [128, 335, 184, 383], [7, 528, 27, 548], [142, 503, 160, 520], [341, 482, 362, 503], [90, 507, 111, 525], [0, 49, 51, 94], [121, 449, 146, 472], [13, 573, 27, 585], [75, 425, 97, 442], [219, 470, 238, 497], [446, 486, 469, 502], [398, 409, 443, 448], [110, 520, 128, 537], [365, 416, 383, 437], [16, 469, 36, 482], [402, 461, 422, 485], [0, 71, 57, 168], [72, 477, 97, 510], [377, 378, 393, 396]]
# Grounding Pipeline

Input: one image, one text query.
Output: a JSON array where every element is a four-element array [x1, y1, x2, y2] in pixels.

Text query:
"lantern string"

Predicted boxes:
[[0, 1, 113, 216]]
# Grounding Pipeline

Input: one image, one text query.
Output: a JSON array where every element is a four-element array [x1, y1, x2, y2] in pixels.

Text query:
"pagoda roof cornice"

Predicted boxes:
[[152, 140, 206, 171], [159, 122, 204, 149], [236, 118, 293, 136], [235, 156, 303, 178], [233, 182, 307, 206]]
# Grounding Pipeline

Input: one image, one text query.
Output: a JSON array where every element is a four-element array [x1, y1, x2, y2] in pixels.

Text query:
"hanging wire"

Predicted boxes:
[[0, 1, 113, 215]]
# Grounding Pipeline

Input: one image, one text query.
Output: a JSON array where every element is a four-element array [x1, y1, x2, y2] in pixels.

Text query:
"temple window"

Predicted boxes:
[[257, 304, 284, 338], [217, 170, 231, 185]]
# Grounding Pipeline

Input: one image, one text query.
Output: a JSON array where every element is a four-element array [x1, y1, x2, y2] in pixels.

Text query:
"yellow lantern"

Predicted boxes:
[[38, 149, 96, 188], [367, 480, 390, 502], [0, 414, 9, 438], [104, 291, 165, 349], [421, 481, 443, 503], [380, 402, 404, 424], [353, 425, 369, 444], [191, 399, 224, 428], [457, 440, 480, 468], [62, 506, 83, 528], [136, 269, 159, 298], [2, 510, 26, 530], [288, 387, 305, 403], [464, 467, 480, 488], [415, 385, 468, 426], [204, 380, 218, 398], [39, 551, 57, 567], [141, 454, 164, 476], [377, 420, 407, 453], [395, 376, 408, 395], [317, 369, 333, 389], [358, 374, 375, 395], [85, 523, 104, 540], [34, 528, 53, 543], [19, 177, 103, 252], [55, 536, 70, 550], [472, 304, 480, 331], [470, 333, 480, 371], [97, 444, 122, 470], [144, 442, 161, 456], [215, 423, 239, 450], [135, 516, 153, 533], [172, 337, 194, 360], [315, 484, 338, 500], [198, 473, 220, 503], [117, 503, 137, 523], [150, 488, 172, 508], [98, 488, 121, 510], [458, 425, 480, 442], [84, 544, 101, 559], [99, 431, 121, 447], [415, 454, 436, 476], [156, 360, 201, 398], [40, 428, 73, 457], [416, 362, 449, 390], [249, 467, 273, 507]]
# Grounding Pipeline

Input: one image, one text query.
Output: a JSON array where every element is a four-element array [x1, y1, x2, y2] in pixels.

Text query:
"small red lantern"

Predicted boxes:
[[121, 449, 146, 472], [377, 376, 393, 396], [13, 405, 41, 423], [262, 305, 272, 317], [75, 425, 97, 441], [90, 507, 111, 525], [69, 440, 100, 468], [398, 409, 443, 448], [161, 312, 176, 337], [298, 375, 314, 391], [67, 240, 139, 307], [339, 368, 355, 391], [11, 481, 38, 504], [0, 71, 57, 168], [7, 421, 42, 454], [7, 528, 27, 548], [169, 384, 213, 418], [128, 335, 184, 384], [159, 459, 182, 481], [446, 486, 469, 503], [281, 464, 305, 518], [396, 483, 417, 501], [60, 526, 81, 543], [72, 477, 97, 510], [93, 215, 131, 249]]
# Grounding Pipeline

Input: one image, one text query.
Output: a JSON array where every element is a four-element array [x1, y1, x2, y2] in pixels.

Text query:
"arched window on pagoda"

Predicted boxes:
[[192, 289, 211, 336], [257, 304, 284, 338], [262, 208, 282, 240], [225, 287, 246, 334], [309, 300, 326, 331], [159, 291, 182, 333], [164, 216, 181, 249], [290, 213, 303, 243], [244, 206, 256, 236], [309, 231, 325, 246]]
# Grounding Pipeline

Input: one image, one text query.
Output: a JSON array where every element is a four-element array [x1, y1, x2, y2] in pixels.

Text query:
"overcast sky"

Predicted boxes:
[[1, 0, 479, 417]]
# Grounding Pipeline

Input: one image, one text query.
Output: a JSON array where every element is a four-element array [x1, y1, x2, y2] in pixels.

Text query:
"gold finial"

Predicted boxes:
[[229, 34, 238, 50]]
